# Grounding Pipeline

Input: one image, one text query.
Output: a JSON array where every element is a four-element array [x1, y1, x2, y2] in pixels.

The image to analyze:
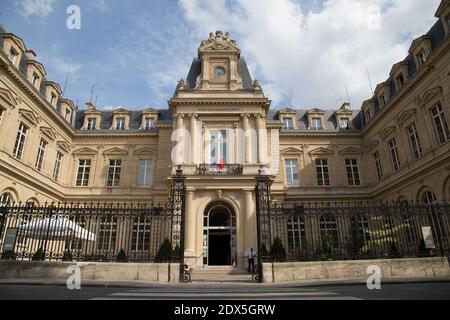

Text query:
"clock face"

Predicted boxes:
[[213, 67, 226, 78]]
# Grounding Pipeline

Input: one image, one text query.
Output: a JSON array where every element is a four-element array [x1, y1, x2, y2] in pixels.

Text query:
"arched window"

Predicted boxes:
[[0, 193, 12, 207], [423, 191, 437, 204]]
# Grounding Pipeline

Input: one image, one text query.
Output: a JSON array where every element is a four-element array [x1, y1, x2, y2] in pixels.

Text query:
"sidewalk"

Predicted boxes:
[[1, 276, 449, 289]]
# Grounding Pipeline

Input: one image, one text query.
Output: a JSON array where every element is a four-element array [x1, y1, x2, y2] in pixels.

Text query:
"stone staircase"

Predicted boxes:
[[189, 266, 254, 283]]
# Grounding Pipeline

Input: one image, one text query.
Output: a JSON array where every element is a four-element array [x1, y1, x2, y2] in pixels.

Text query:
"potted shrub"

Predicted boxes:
[[32, 248, 45, 261], [116, 248, 128, 263]]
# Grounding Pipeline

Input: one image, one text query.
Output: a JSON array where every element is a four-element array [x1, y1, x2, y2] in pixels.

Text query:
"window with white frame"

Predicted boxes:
[[319, 215, 339, 249], [8, 48, 18, 64], [138, 160, 153, 187], [283, 117, 293, 130], [339, 118, 350, 130], [64, 109, 71, 122], [373, 151, 383, 181], [207, 130, 229, 164], [284, 159, 299, 186], [315, 159, 330, 186], [388, 138, 401, 172], [87, 118, 97, 130], [131, 216, 151, 251], [53, 152, 63, 181], [144, 117, 154, 130], [107, 159, 122, 187], [431, 103, 450, 144], [287, 215, 305, 251], [97, 216, 117, 251], [13, 122, 28, 160], [311, 117, 322, 130], [345, 159, 360, 186], [35, 139, 47, 172], [115, 117, 125, 130], [76, 159, 91, 187], [406, 122, 422, 160], [30, 72, 39, 87]]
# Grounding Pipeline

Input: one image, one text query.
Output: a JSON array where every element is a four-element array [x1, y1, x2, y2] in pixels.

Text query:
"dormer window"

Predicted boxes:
[[283, 117, 293, 130], [311, 118, 322, 130], [64, 109, 71, 122], [339, 118, 350, 130], [396, 74, 405, 88], [87, 118, 97, 130], [418, 50, 427, 66], [116, 117, 125, 130], [30, 72, 39, 87], [366, 110, 373, 121], [144, 117, 154, 130], [8, 48, 18, 64], [379, 93, 389, 107], [49, 93, 57, 106]]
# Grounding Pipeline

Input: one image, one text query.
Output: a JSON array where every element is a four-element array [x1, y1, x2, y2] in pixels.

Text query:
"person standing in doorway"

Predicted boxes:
[[248, 248, 256, 273]]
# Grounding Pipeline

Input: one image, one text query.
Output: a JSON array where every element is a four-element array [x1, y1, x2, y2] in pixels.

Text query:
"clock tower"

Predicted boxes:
[[194, 30, 244, 91]]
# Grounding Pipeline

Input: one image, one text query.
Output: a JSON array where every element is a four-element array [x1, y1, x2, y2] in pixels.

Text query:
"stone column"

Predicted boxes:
[[255, 114, 266, 164], [190, 114, 197, 164], [176, 114, 184, 165], [242, 114, 251, 164], [244, 190, 257, 254], [185, 189, 196, 257]]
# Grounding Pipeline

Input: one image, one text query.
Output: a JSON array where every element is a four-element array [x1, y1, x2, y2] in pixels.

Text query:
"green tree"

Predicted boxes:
[[270, 237, 286, 262]]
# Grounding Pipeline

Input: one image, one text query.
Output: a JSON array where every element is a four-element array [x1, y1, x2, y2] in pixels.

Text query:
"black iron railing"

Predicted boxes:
[[259, 201, 450, 262], [255, 174, 450, 270], [197, 164, 243, 176], [0, 202, 182, 263]]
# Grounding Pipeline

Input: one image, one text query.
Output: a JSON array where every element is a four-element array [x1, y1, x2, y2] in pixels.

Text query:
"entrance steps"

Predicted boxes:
[[189, 266, 254, 283]]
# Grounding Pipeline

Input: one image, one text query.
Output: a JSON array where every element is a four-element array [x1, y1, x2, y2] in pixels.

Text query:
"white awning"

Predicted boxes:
[[19, 216, 96, 241]]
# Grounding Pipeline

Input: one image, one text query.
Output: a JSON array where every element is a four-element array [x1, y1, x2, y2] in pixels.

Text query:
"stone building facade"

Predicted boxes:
[[0, 1, 449, 267]]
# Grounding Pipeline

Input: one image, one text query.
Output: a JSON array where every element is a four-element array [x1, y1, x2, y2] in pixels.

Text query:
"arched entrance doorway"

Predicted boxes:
[[203, 202, 236, 266]]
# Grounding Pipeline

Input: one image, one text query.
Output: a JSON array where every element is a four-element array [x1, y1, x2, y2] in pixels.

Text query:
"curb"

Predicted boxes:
[[1, 277, 450, 289]]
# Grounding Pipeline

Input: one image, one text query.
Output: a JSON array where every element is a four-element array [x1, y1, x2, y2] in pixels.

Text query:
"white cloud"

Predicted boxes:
[[51, 58, 83, 79], [179, 0, 441, 109], [15, 0, 55, 18]]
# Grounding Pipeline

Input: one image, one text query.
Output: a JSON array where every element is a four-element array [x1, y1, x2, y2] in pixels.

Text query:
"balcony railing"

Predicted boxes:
[[197, 164, 243, 176]]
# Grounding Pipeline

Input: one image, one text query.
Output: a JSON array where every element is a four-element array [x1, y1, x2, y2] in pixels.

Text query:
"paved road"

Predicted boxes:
[[0, 282, 449, 300]]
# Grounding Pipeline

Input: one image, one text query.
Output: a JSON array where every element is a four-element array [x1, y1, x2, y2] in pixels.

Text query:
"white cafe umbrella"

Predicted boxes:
[[19, 215, 96, 241]]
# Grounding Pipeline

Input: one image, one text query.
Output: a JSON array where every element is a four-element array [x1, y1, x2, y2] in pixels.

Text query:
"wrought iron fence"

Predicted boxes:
[[255, 174, 450, 267], [260, 201, 450, 262], [197, 164, 243, 176], [0, 202, 183, 263]]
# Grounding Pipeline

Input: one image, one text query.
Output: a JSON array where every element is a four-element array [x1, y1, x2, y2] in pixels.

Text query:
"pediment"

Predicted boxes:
[[19, 108, 39, 126], [309, 147, 334, 156], [281, 147, 303, 155], [73, 147, 98, 156], [277, 108, 297, 115], [56, 141, 71, 154], [381, 126, 396, 140], [366, 139, 380, 150], [141, 108, 160, 114], [0, 87, 18, 108], [306, 108, 325, 114], [113, 108, 131, 115], [103, 147, 128, 157], [134, 147, 156, 155], [40, 126, 57, 141], [417, 86, 442, 107], [398, 109, 417, 124], [374, 81, 390, 95], [339, 147, 362, 155], [198, 31, 240, 54]]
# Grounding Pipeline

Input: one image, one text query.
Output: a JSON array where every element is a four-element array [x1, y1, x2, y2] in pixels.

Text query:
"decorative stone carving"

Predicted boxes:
[[177, 79, 186, 91], [198, 30, 240, 54], [253, 80, 262, 91]]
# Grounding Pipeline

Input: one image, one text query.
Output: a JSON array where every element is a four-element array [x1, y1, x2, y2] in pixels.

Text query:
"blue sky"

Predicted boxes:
[[0, 0, 441, 110]]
